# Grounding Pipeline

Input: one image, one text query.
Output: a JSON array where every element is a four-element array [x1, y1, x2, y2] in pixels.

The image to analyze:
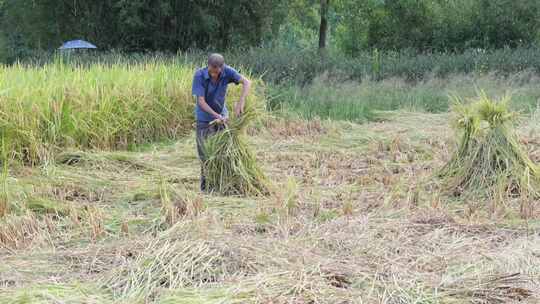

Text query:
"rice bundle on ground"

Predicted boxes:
[[439, 93, 540, 199], [203, 105, 269, 196]]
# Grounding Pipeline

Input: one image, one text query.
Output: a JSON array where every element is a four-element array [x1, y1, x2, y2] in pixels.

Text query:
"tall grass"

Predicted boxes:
[[0, 59, 265, 164], [270, 72, 540, 122], [0, 136, 9, 217], [233, 46, 540, 84], [5, 50, 540, 137]]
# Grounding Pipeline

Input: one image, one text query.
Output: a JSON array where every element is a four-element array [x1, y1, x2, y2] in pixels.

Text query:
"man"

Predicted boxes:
[[192, 53, 251, 192]]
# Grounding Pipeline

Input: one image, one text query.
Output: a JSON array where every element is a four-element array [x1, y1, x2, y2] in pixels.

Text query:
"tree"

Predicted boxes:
[[332, 0, 540, 53], [318, 0, 330, 50], [0, 0, 287, 54]]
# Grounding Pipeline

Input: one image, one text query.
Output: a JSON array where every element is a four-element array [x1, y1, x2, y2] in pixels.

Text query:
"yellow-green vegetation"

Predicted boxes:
[[0, 61, 265, 164], [440, 93, 540, 203], [203, 104, 269, 196], [0, 283, 113, 303]]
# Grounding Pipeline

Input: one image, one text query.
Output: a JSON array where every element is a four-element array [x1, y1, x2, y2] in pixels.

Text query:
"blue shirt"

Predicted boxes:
[[192, 65, 242, 123]]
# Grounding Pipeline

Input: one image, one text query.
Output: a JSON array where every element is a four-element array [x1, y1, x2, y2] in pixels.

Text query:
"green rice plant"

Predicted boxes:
[[203, 103, 269, 196], [0, 136, 9, 217], [0, 61, 193, 163], [439, 92, 540, 200]]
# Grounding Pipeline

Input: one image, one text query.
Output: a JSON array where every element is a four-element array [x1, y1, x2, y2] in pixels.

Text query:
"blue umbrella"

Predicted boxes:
[[58, 39, 97, 50]]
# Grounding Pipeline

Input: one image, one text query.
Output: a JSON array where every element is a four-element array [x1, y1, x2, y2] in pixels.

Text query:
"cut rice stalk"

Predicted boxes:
[[439, 92, 540, 200], [203, 104, 269, 196]]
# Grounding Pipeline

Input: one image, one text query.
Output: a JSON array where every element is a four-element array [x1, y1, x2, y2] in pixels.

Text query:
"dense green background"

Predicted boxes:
[[1, 0, 540, 62]]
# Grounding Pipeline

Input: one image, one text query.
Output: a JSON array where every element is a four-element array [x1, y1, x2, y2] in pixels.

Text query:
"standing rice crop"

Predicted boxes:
[[0, 60, 194, 163], [0, 59, 265, 164], [439, 92, 540, 200]]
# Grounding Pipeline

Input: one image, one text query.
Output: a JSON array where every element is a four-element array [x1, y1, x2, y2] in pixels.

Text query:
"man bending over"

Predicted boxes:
[[191, 53, 251, 192]]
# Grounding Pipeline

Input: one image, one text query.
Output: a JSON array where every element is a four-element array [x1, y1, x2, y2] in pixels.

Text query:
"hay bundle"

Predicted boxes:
[[439, 93, 540, 199], [203, 105, 269, 196]]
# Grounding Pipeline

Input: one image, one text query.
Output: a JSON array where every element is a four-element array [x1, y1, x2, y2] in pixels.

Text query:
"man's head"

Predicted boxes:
[[208, 53, 225, 79]]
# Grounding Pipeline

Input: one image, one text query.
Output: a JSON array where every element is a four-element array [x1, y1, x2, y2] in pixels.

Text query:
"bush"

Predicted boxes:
[[222, 46, 540, 85], [13, 47, 540, 85]]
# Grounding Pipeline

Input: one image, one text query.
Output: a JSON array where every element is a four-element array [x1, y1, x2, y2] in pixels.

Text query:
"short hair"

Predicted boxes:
[[208, 53, 225, 68]]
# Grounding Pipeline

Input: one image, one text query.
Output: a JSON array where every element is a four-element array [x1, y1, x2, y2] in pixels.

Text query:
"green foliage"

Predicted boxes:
[[334, 0, 540, 54], [222, 46, 540, 85], [269, 75, 450, 122], [368, 0, 436, 50], [0, 0, 286, 59], [270, 78, 377, 123], [270, 72, 540, 123], [268, 0, 320, 49], [26, 197, 70, 216], [2, 0, 539, 61], [0, 136, 8, 217]]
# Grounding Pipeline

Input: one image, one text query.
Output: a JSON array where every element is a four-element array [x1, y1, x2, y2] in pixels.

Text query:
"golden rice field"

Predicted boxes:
[[0, 62, 264, 164], [0, 63, 539, 303]]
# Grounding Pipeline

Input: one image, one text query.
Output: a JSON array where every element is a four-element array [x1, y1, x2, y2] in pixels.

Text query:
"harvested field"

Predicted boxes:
[[1, 111, 539, 303]]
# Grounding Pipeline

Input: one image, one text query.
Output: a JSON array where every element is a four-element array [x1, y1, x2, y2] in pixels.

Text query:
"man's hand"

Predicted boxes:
[[234, 76, 251, 117], [198, 96, 227, 124], [213, 113, 228, 124], [234, 102, 244, 117]]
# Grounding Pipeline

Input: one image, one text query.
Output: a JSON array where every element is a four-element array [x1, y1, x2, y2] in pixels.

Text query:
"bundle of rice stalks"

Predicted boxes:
[[203, 105, 269, 196], [439, 92, 540, 199]]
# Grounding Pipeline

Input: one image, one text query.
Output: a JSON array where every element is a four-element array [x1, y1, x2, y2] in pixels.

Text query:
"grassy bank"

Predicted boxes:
[[270, 72, 540, 122]]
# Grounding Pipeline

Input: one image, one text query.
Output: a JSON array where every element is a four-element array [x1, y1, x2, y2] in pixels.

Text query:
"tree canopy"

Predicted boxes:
[[1, 0, 539, 61]]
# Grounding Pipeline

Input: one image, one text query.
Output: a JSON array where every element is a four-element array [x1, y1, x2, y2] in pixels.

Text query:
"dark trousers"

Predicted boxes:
[[196, 122, 225, 191]]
